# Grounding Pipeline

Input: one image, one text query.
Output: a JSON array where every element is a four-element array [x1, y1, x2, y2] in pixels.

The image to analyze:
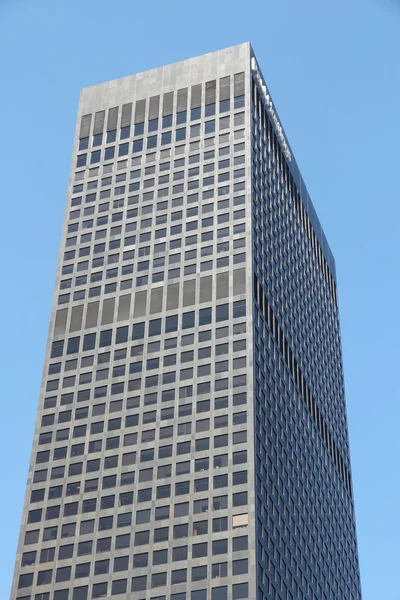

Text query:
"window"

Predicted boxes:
[[149, 318, 161, 336], [192, 542, 207, 558], [58, 545, 73, 560], [132, 322, 145, 340], [28, 508, 42, 523], [132, 576, 147, 592], [171, 569, 187, 585], [37, 569, 52, 585], [72, 586, 88, 600], [199, 307, 212, 325], [212, 586, 228, 600], [213, 516, 228, 533], [72, 563, 90, 579], [212, 562, 227, 578], [106, 130, 116, 143], [53, 591, 68, 600], [182, 311, 195, 329], [56, 566, 71, 582], [177, 110, 187, 124], [92, 582, 108, 598], [193, 520, 208, 536], [77, 541, 92, 557], [115, 535, 130, 552], [171, 545, 187, 562], [233, 583, 249, 599], [233, 429, 247, 443], [91, 150, 101, 164], [153, 526, 169, 543], [205, 120, 215, 134], [21, 551, 36, 566], [153, 549, 168, 566], [133, 552, 148, 567], [233, 299, 246, 318], [119, 491, 133, 506], [134, 530, 150, 545], [175, 481, 190, 495], [162, 131, 172, 145], [134, 122, 144, 136], [43, 526, 58, 541], [61, 523, 75, 538], [213, 495, 228, 510], [24, 529, 39, 545], [96, 537, 111, 553], [192, 565, 207, 581], [176, 128, 186, 141], [216, 304, 229, 322], [136, 509, 150, 524], [104, 146, 115, 160], [151, 572, 167, 589], [233, 473, 247, 488], [76, 154, 87, 168], [113, 555, 129, 572], [112, 579, 127, 595], [133, 139, 143, 153]]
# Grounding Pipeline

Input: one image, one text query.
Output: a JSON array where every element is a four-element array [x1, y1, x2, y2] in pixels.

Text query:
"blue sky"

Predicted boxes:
[[0, 0, 399, 598]]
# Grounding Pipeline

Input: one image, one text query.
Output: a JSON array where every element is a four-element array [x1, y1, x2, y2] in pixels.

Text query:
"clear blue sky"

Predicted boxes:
[[0, 0, 398, 598]]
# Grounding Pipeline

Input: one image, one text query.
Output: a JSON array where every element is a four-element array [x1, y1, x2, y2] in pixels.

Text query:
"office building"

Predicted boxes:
[[11, 43, 362, 600]]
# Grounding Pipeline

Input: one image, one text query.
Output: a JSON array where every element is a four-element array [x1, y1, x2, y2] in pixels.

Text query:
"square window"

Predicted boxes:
[[233, 583, 248, 599], [212, 587, 227, 600]]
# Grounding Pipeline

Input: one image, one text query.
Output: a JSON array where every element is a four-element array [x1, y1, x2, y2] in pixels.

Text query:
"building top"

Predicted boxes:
[[79, 41, 336, 279], [79, 42, 251, 113]]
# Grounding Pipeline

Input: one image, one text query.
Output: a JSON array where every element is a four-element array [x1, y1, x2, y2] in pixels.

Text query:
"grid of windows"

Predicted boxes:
[[11, 43, 362, 600], [251, 67, 362, 599], [12, 55, 252, 600]]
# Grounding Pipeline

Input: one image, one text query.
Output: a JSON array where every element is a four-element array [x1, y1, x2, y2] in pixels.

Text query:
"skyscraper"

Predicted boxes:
[[11, 42, 362, 600]]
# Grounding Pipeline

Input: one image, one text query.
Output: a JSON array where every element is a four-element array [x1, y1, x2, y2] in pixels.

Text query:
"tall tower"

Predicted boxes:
[[11, 43, 362, 600]]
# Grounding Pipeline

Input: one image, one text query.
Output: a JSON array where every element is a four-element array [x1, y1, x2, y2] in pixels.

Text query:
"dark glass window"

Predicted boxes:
[[149, 318, 161, 337], [83, 333, 96, 351], [120, 125, 130, 139], [232, 583, 248, 599], [79, 137, 89, 150], [233, 299, 246, 318], [219, 99, 230, 113], [182, 311, 195, 329], [176, 128, 186, 141], [177, 110, 187, 124], [133, 139, 143, 153], [105, 146, 115, 160], [171, 569, 187, 584], [22, 551, 36, 566], [116, 326, 128, 344], [216, 304, 229, 322], [92, 582, 108, 598], [93, 133, 102, 147], [205, 120, 215, 134], [112, 579, 127, 595], [234, 95, 245, 109], [147, 135, 157, 149], [66, 337, 80, 354], [148, 118, 158, 132], [161, 131, 172, 145], [91, 150, 101, 164], [199, 307, 212, 325], [106, 130, 116, 143], [191, 107, 201, 120], [162, 114, 173, 128], [76, 154, 87, 168], [132, 322, 145, 340]]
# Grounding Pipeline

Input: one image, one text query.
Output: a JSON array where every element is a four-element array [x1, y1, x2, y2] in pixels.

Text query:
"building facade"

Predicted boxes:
[[11, 43, 362, 600]]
